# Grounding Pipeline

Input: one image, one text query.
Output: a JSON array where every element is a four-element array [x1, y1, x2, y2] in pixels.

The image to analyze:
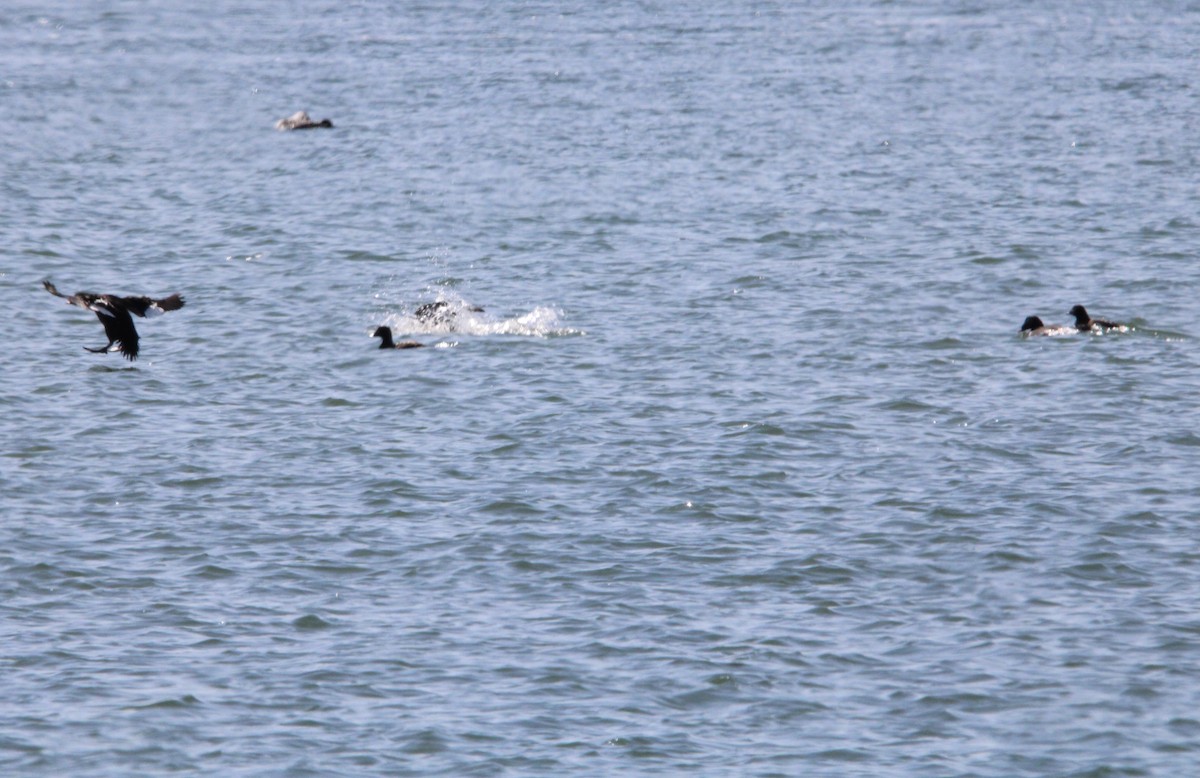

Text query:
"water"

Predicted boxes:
[[3, 1, 1200, 775]]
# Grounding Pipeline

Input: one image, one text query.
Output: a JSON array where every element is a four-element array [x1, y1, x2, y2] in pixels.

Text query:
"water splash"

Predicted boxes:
[[383, 296, 583, 338]]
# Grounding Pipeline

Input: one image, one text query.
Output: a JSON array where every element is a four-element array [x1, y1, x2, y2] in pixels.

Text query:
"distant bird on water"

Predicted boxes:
[[1019, 316, 1073, 337], [372, 326, 424, 350], [275, 111, 333, 130], [43, 280, 185, 361], [1069, 304, 1124, 332]]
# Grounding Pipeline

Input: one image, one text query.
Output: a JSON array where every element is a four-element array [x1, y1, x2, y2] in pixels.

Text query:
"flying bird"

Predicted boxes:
[[43, 279, 185, 361]]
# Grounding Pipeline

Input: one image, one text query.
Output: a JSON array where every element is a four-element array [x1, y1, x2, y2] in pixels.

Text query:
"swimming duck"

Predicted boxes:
[[1020, 315, 1073, 337], [275, 111, 334, 130], [43, 279, 185, 361], [1069, 305, 1123, 332], [372, 326, 424, 349]]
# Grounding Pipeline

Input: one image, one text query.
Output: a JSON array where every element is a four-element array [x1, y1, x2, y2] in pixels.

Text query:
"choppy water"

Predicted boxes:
[[3, 1, 1200, 775]]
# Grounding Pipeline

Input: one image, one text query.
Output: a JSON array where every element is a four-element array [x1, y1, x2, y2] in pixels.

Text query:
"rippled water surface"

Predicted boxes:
[[4, 1, 1200, 775]]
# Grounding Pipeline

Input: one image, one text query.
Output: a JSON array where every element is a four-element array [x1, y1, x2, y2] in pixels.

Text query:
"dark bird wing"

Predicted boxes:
[[118, 293, 185, 318]]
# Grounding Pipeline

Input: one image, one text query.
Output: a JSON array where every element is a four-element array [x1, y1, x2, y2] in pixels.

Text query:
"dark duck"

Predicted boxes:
[[1069, 304, 1123, 332], [275, 111, 333, 130], [1020, 316, 1072, 337], [43, 280, 185, 361], [372, 326, 424, 349]]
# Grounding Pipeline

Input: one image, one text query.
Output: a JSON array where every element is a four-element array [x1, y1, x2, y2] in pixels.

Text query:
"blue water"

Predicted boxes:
[[3, 2, 1200, 775]]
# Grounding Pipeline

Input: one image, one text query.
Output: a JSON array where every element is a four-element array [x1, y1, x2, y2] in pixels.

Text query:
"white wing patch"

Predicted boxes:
[[89, 302, 117, 318]]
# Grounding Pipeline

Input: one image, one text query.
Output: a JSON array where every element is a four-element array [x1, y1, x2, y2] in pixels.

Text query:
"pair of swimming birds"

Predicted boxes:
[[44, 280, 481, 359], [1022, 305, 1124, 336]]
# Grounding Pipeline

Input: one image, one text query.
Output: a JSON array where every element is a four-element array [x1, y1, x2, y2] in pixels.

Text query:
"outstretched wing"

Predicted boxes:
[[119, 293, 186, 318]]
